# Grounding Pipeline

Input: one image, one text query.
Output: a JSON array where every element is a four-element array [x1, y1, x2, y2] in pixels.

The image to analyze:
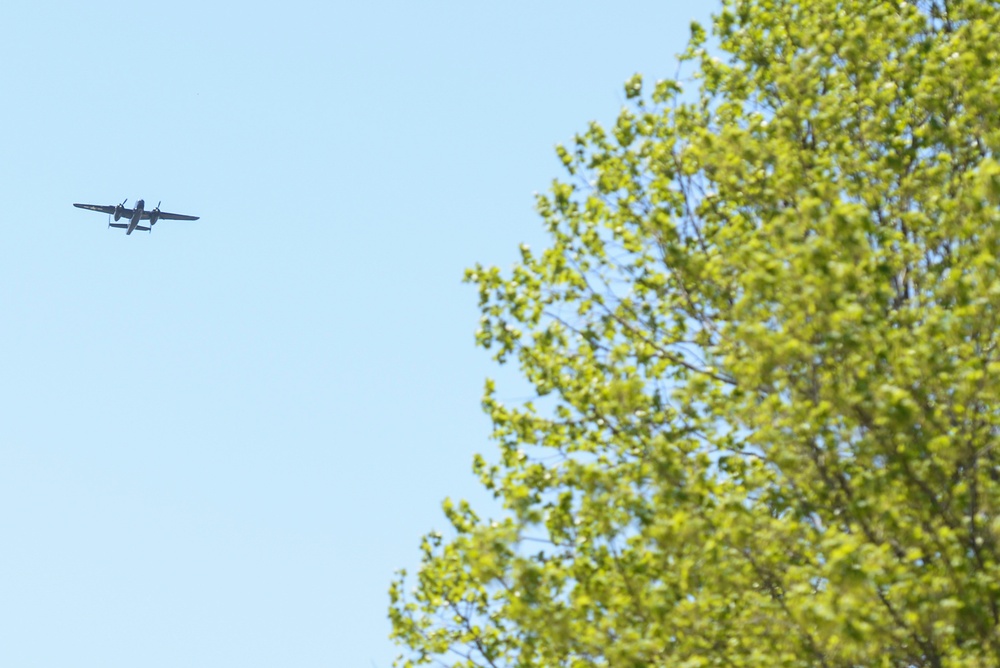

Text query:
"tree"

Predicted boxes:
[[390, 0, 1000, 665]]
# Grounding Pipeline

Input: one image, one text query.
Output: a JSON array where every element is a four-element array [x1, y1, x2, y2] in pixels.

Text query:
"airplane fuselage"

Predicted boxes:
[[127, 199, 145, 235]]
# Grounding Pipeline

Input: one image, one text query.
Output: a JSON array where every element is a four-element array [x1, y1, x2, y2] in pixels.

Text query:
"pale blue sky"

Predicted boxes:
[[0, 2, 710, 666]]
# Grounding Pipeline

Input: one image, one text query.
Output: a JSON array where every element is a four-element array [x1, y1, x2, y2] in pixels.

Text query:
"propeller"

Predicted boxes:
[[111, 197, 129, 222], [149, 201, 162, 226], [110, 197, 127, 226]]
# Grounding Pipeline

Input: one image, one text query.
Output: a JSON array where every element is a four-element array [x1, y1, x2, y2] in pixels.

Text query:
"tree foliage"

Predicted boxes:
[[390, 0, 1000, 665]]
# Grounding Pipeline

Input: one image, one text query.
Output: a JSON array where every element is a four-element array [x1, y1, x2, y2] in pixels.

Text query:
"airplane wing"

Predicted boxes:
[[74, 203, 133, 216], [142, 210, 199, 221]]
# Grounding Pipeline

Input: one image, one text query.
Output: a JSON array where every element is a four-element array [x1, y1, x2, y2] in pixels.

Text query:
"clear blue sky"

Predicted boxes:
[[0, 2, 711, 666]]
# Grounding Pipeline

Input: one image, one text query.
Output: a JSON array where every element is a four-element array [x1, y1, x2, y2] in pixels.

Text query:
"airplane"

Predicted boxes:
[[73, 198, 199, 235]]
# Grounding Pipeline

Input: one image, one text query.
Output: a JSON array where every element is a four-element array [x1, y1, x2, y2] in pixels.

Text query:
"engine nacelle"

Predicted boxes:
[[149, 210, 160, 225], [114, 205, 123, 221]]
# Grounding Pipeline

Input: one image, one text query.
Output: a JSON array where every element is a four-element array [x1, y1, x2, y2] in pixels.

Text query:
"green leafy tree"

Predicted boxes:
[[390, 0, 1000, 665]]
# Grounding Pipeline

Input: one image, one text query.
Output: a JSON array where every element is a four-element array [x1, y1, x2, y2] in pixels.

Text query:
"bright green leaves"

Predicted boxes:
[[392, 0, 1000, 666], [652, 78, 683, 104], [624, 73, 643, 100]]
